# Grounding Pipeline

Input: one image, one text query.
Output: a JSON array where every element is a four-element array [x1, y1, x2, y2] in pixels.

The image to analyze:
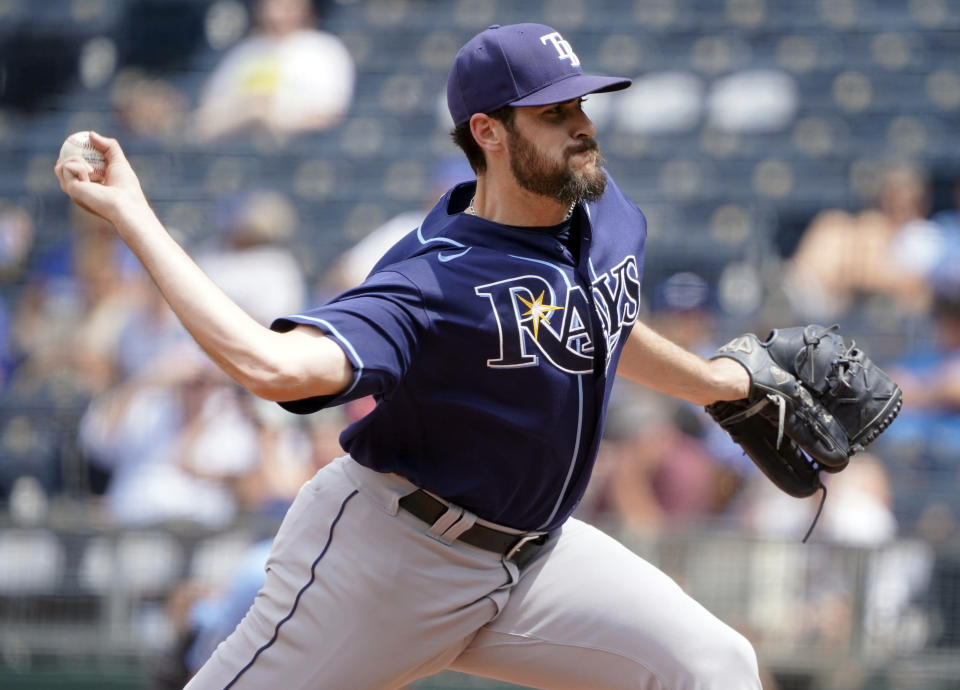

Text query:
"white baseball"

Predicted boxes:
[[58, 131, 106, 183]]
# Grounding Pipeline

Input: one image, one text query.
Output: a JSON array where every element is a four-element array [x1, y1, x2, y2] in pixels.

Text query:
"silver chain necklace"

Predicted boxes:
[[467, 197, 575, 220]]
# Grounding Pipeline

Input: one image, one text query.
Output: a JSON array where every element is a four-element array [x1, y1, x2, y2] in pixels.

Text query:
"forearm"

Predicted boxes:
[[56, 133, 352, 401], [617, 321, 749, 405], [112, 201, 348, 400]]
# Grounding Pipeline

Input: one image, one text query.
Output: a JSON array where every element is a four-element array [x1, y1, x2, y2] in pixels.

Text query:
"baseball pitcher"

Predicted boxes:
[[56, 23, 899, 690]]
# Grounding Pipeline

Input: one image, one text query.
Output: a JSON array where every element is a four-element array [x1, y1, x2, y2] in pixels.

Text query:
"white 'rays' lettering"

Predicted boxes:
[[475, 256, 640, 373]]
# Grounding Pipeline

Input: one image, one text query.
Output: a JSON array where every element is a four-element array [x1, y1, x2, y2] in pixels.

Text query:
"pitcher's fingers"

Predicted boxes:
[[88, 131, 125, 164], [56, 157, 93, 188]]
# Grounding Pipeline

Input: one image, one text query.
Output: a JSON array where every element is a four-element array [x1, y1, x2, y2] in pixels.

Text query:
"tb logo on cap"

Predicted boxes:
[[539, 31, 580, 67]]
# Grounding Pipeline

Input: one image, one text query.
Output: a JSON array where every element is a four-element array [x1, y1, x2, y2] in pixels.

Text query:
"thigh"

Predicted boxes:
[[187, 460, 510, 690], [451, 519, 760, 690]]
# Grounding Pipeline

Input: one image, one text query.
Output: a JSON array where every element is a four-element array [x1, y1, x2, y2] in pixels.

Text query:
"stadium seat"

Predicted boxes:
[[0, 529, 64, 593], [189, 531, 258, 584], [81, 531, 184, 595]]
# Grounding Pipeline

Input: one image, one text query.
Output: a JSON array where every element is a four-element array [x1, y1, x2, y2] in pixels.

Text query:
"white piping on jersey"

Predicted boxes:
[[508, 254, 584, 530], [583, 205, 601, 283], [290, 315, 365, 398], [416, 219, 467, 249], [542, 376, 585, 529], [587, 257, 599, 282], [508, 255, 573, 289]]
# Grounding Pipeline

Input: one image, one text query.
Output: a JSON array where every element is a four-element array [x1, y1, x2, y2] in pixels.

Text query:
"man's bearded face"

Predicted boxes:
[[505, 124, 607, 208]]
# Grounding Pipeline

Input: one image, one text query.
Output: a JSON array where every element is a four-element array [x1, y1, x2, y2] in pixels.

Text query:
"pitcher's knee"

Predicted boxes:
[[676, 627, 761, 690]]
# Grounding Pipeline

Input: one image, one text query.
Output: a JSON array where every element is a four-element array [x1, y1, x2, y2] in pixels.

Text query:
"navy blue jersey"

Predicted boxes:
[[272, 174, 646, 531]]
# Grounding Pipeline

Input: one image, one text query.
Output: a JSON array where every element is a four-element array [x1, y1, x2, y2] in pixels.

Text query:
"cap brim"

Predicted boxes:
[[510, 74, 632, 108]]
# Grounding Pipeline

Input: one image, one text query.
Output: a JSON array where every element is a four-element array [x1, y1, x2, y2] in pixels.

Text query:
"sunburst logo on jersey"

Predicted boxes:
[[516, 290, 563, 340]]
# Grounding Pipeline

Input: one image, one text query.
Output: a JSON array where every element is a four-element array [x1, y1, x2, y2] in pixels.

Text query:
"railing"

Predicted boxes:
[[0, 519, 957, 689]]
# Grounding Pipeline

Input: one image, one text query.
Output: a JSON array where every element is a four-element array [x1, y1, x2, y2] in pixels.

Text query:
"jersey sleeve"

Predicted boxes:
[[270, 270, 429, 414]]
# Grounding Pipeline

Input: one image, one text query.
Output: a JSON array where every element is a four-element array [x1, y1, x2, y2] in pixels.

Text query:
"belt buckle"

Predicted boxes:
[[504, 533, 542, 561]]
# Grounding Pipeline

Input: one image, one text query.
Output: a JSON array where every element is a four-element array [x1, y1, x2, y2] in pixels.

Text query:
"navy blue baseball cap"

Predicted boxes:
[[447, 23, 632, 126]]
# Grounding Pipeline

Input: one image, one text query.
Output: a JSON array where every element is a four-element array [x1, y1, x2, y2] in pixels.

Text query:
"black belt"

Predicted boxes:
[[398, 490, 548, 565]]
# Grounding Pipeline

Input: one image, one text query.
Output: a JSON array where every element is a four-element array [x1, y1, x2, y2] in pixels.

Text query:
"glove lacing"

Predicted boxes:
[[765, 391, 828, 544], [765, 392, 787, 449], [802, 483, 827, 544]]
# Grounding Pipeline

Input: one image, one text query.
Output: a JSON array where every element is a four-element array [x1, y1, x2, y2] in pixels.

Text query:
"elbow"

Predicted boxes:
[[213, 327, 354, 402], [213, 347, 298, 401], [233, 349, 353, 403], [243, 376, 291, 402], [237, 361, 309, 402]]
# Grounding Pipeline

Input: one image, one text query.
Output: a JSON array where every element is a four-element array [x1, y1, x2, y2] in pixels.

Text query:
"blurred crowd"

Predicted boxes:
[[3, 0, 959, 540], [2, 0, 960, 686]]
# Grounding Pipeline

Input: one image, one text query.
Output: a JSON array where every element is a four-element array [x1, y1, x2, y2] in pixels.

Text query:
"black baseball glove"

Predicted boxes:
[[705, 333, 851, 501], [706, 324, 902, 503], [762, 324, 902, 453]]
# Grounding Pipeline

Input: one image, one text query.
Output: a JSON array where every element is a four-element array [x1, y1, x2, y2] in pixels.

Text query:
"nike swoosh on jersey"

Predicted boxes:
[[438, 247, 472, 262]]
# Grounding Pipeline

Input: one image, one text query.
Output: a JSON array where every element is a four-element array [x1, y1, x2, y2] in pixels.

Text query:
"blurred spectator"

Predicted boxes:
[[819, 454, 898, 546], [648, 272, 754, 515], [111, 68, 190, 144], [613, 389, 720, 532], [894, 288, 960, 413], [738, 452, 932, 668], [78, 347, 330, 530], [232, 400, 344, 517], [3, 261, 164, 501], [0, 202, 35, 385], [319, 156, 474, 297], [647, 271, 716, 357], [881, 288, 960, 537], [196, 189, 307, 325], [584, 384, 740, 534], [192, 0, 354, 145], [783, 163, 939, 321], [0, 201, 35, 285], [582, 273, 751, 533], [113, 272, 193, 382], [155, 405, 348, 687], [737, 453, 898, 545], [10, 206, 142, 396], [77, 348, 260, 528], [77, 274, 338, 527], [155, 536, 274, 689], [182, 537, 274, 678], [925, 174, 960, 297]]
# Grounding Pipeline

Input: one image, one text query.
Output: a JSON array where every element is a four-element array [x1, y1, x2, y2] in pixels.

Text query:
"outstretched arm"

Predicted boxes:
[[616, 319, 749, 405], [54, 132, 352, 402]]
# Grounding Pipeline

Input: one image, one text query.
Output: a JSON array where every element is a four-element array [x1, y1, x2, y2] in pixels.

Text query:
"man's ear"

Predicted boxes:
[[469, 113, 507, 155]]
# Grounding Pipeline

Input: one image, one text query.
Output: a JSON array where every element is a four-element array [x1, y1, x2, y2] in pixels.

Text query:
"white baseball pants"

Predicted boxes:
[[185, 456, 761, 689]]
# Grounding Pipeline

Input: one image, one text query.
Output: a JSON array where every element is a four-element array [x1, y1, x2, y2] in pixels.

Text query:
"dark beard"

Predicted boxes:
[[507, 131, 607, 208]]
